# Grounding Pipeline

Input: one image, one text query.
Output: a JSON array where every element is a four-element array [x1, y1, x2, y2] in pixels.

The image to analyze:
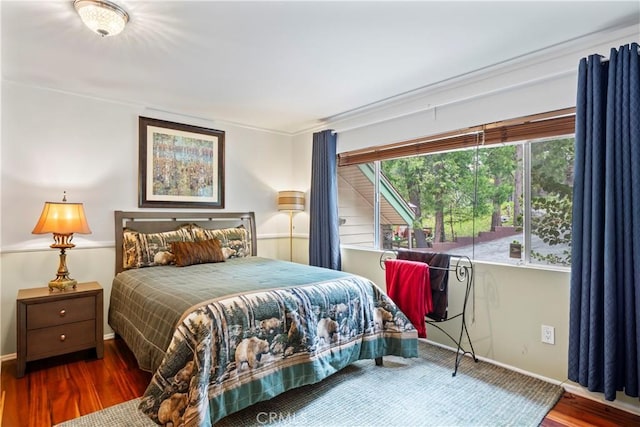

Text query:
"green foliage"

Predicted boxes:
[[531, 138, 574, 198], [379, 137, 574, 266], [529, 138, 574, 265], [383, 152, 479, 241], [382, 146, 515, 242]]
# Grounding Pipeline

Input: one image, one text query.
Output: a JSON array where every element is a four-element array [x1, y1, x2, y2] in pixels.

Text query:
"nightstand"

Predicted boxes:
[[16, 281, 104, 378]]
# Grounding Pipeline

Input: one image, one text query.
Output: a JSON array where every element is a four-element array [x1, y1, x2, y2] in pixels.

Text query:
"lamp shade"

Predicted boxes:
[[32, 202, 92, 235], [277, 191, 305, 212], [74, 0, 129, 37]]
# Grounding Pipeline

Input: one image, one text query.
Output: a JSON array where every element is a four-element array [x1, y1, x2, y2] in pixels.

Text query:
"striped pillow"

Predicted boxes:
[[170, 239, 226, 267], [188, 225, 251, 259]]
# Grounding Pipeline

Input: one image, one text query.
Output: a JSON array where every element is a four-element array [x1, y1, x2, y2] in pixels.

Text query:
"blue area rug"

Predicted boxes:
[[57, 340, 562, 426]]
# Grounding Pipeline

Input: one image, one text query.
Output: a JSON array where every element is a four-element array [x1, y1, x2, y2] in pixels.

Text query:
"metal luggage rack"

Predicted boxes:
[[380, 249, 477, 376]]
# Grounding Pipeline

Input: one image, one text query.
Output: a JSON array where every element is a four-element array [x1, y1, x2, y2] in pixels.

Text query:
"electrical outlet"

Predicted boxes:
[[541, 325, 555, 345]]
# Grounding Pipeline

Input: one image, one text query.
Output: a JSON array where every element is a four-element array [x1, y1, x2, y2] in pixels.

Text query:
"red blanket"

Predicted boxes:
[[397, 250, 451, 321], [385, 259, 432, 338]]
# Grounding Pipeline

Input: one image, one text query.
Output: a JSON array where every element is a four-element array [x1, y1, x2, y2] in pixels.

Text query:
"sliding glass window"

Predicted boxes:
[[337, 110, 575, 268]]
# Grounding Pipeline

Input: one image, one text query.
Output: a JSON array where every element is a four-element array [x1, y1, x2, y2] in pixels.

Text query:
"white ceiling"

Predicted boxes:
[[2, 1, 639, 134]]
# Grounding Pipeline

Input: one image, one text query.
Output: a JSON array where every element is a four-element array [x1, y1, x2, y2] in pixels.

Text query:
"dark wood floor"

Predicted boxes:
[[2, 337, 639, 426], [542, 393, 640, 427], [1, 338, 151, 427]]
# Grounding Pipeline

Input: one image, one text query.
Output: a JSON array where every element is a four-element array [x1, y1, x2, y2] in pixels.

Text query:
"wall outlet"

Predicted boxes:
[[541, 325, 555, 345]]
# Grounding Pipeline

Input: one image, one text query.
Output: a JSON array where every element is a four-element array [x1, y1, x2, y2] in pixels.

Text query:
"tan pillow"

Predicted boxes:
[[170, 239, 225, 267]]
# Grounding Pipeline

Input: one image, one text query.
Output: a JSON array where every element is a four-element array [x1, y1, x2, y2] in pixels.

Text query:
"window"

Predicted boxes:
[[337, 109, 575, 268], [338, 163, 416, 249], [529, 137, 574, 266]]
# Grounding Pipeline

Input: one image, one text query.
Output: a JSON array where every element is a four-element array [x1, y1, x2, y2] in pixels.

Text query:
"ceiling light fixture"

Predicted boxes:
[[74, 0, 129, 37]]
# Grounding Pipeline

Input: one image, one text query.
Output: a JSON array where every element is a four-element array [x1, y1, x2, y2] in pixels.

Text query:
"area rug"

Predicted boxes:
[[57, 340, 563, 426]]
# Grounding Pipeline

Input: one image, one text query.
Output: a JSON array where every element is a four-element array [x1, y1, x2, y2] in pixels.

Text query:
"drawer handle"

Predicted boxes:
[[60, 334, 66, 342], [59, 309, 66, 317]]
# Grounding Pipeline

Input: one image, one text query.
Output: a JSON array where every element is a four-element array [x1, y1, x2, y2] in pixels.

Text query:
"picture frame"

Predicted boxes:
[[138, 116, 225, 209]]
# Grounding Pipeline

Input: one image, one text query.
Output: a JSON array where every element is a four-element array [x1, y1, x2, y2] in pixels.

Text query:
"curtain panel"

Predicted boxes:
[[568, 42, 640, 401], [309, 130, 341, 270]]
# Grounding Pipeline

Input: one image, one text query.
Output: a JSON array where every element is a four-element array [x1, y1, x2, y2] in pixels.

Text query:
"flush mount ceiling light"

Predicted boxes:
[[74, 0, 129, 37]]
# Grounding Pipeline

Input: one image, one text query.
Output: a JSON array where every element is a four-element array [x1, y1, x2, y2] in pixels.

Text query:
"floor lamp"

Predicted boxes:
[[277, 190, 305, 261]]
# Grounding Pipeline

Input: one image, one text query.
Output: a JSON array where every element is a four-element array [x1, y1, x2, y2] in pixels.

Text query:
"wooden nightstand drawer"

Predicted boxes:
[[26, 296, 95, 330], [16, 281, 104, 378], [26, 319, 96, 360]]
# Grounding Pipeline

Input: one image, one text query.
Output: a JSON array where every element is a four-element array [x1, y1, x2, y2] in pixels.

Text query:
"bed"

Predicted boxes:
[[109, 211, 418, 426]]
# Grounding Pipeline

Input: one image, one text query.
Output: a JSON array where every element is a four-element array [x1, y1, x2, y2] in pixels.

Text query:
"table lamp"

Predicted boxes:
[[32, 192, 92, 291]]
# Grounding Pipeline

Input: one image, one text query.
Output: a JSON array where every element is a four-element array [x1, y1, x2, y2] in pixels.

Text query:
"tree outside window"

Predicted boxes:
[[338, 136, 574, 268]]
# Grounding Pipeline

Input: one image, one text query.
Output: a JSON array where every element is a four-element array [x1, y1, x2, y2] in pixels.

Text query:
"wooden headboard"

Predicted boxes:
[[114, 211, 257, 274]]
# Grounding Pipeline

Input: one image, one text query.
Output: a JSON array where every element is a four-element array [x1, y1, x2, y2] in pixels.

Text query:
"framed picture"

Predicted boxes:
[[138, 116, 225, 209]]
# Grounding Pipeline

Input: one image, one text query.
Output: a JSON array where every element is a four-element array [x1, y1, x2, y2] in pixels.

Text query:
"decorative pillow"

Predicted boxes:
[[188, 225, 251, 259], [171, 239, 225, 267], [122, 227, 193, 270]]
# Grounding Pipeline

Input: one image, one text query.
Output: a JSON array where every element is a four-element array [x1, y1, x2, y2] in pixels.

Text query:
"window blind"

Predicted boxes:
[[338, 107, 576, 166]]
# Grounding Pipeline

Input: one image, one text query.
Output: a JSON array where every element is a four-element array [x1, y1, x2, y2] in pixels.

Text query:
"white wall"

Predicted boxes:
[[342, 248, 571, 375], [1, 82, 297, 250], [333, 25, 636, 151], [0, 82, 296, 355]]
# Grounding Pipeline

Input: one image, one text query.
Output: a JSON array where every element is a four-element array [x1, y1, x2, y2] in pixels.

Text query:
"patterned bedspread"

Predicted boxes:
[[109, 257, 358, 372], [130, 260, 418, 426]]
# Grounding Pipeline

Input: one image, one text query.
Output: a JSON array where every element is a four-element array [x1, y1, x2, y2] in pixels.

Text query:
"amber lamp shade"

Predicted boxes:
[[32, 201, 91, 291]]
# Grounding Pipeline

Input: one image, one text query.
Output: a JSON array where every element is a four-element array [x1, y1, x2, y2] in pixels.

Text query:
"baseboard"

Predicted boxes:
[[0, 354, 16, 363], [561, 382, 640, 416], [423, 338, 640, 417], [423, 338, 562, 385]]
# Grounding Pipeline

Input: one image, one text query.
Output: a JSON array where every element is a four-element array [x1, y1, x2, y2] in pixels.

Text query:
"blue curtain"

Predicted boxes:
[[568, 42, 640, 402], [309, 130, 341, 270]]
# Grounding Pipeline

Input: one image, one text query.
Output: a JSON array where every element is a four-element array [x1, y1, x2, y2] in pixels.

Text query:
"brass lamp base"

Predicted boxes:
[[49, 241, 77, 292], [48, 276, 78, 292]]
